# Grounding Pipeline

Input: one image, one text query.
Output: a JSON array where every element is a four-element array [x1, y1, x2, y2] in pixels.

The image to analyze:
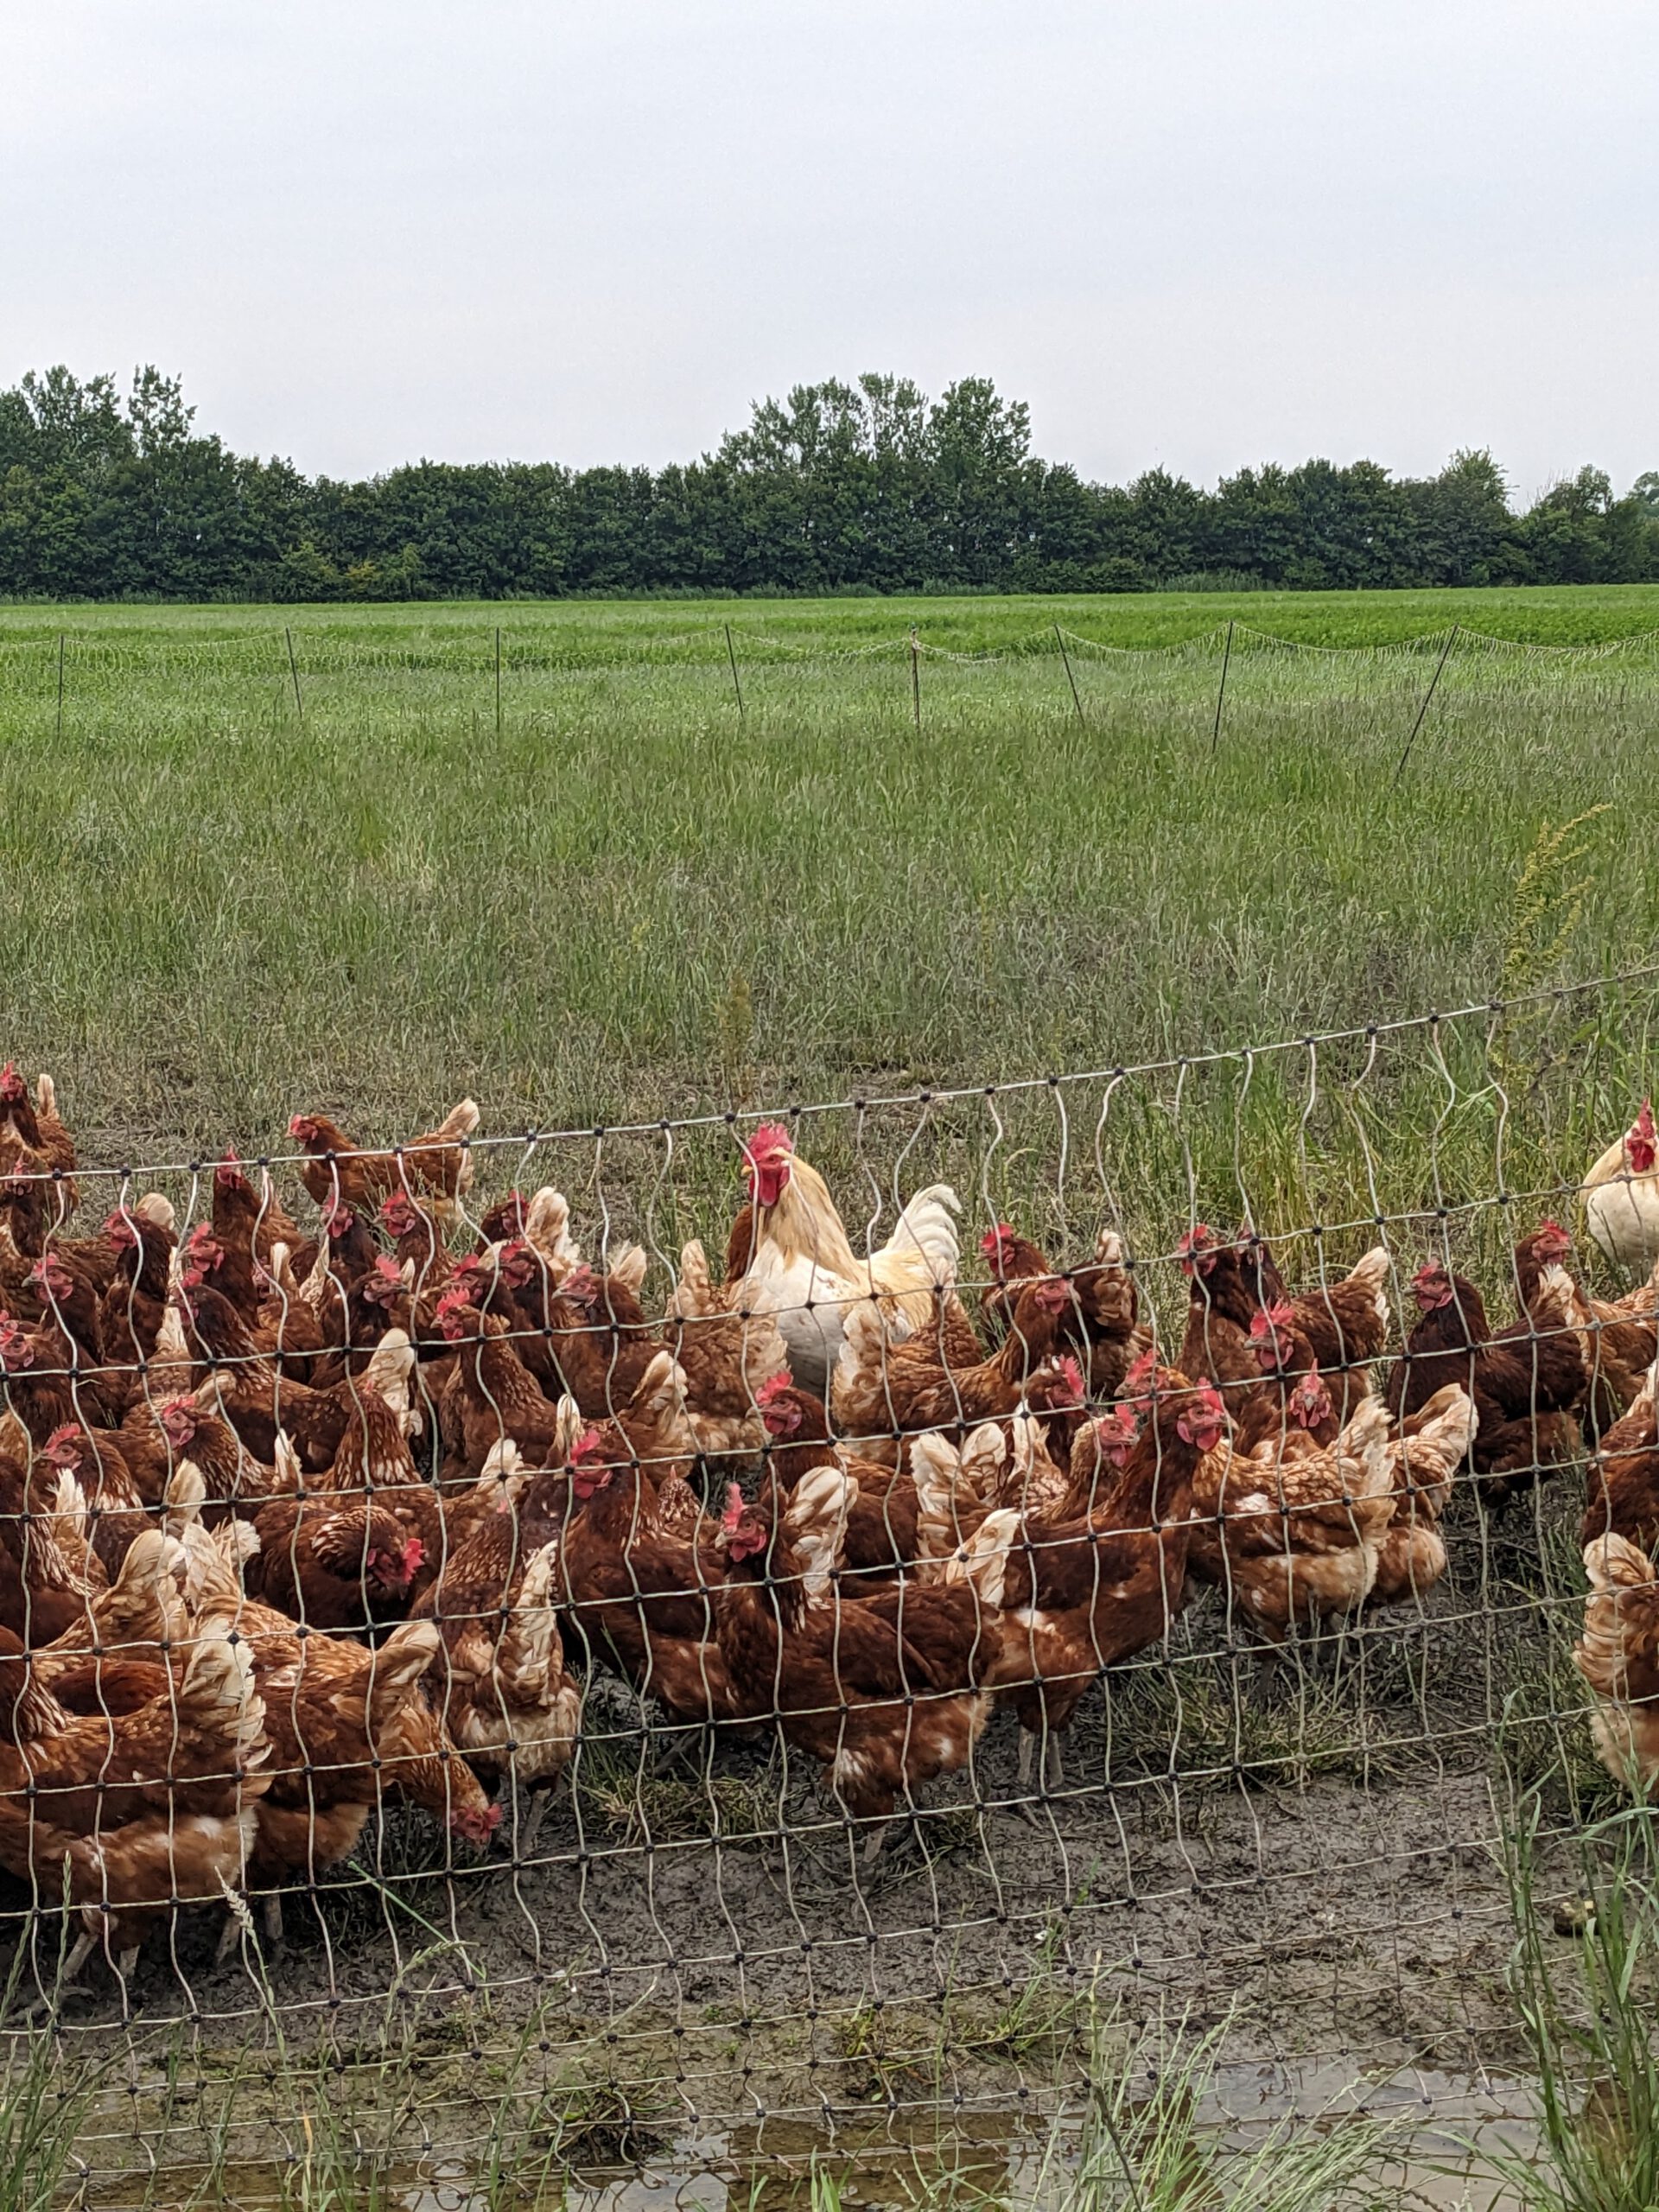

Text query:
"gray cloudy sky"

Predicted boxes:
[[5, 1, 1654, 499]]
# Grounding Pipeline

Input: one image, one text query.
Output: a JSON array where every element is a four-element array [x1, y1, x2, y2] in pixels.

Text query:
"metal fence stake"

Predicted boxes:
[[1055, 624, 1085, 726], [1394, 624, 1460, 784]]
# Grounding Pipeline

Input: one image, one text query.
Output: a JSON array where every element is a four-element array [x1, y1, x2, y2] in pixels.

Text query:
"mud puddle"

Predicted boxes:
[[88, 2060, 1538, 2209]]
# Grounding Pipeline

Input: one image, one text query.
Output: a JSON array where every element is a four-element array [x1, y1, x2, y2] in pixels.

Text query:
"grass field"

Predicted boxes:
[[0, 585, 1655, 1192]]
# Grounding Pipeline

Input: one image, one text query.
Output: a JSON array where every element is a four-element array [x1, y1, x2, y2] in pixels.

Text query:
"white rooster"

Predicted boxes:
[[727, 1121, 961, 1396]]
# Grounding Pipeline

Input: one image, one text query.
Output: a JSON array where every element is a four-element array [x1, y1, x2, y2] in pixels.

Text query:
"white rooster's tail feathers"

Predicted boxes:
[[877, 1184, 962, 1288]]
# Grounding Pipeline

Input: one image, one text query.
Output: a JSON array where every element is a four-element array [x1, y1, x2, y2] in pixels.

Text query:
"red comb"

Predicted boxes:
[[741, 1122, 794, 1164], [1249, 1300, 1297, 1338], [1176, 1224, 1213, 1256], [43, 1422, 80, 1452], [1637, 1100, 1656, 1137], [402, 1536, 426, 1577], [721, 1481, 746, 1530], [569, 1427, 605, 1465], [1123, 1346, 1158, 1391], [980, 1224, 1016, 1262], [755, 1370, 794, 1408], [1053, 1354, 1084, 1400]]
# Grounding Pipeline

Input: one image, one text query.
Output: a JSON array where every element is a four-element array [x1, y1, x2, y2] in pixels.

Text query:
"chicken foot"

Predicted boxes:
[[18, 1923, 140, 2020], [1013, 1725, 1065, 1820]]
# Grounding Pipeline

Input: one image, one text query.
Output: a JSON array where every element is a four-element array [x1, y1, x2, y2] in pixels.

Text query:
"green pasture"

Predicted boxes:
[[0, 586, 1651, 1281]]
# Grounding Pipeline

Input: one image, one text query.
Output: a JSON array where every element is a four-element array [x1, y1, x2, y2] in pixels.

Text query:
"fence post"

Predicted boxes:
[[1055, 623, 1085, 726], [724, 623, 744, 716], [54, 632, 65, 743], [1393, 624, 1459, 785], [909, 626, 921, 733], [494, 626, 503, 734], [1209, 619, 1234, 757], [284, 626, 303, 719]]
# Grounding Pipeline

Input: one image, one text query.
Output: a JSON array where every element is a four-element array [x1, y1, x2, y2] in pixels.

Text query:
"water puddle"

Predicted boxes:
[[87, 2061, 1540, 2209]]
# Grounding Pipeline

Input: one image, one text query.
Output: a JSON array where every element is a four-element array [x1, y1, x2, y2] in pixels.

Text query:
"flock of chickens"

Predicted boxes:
[[0, 1070, 1657, 2001]]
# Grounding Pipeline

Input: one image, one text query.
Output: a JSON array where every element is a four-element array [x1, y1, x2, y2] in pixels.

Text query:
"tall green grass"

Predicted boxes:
[[1483, 1802, 1659, 2212], [0, 596, 1652, 1198]]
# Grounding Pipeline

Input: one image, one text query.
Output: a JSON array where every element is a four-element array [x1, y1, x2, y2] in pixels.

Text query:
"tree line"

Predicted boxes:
[[3, 365, 1656, 601]]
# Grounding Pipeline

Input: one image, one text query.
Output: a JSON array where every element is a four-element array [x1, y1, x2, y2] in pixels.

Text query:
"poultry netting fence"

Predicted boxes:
[[9, 614, 1659, 731], [0, 963, 1656, 2202]]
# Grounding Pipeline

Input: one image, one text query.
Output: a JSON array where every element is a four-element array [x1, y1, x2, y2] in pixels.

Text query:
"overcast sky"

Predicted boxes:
[[5, 1, 1654, 499]]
